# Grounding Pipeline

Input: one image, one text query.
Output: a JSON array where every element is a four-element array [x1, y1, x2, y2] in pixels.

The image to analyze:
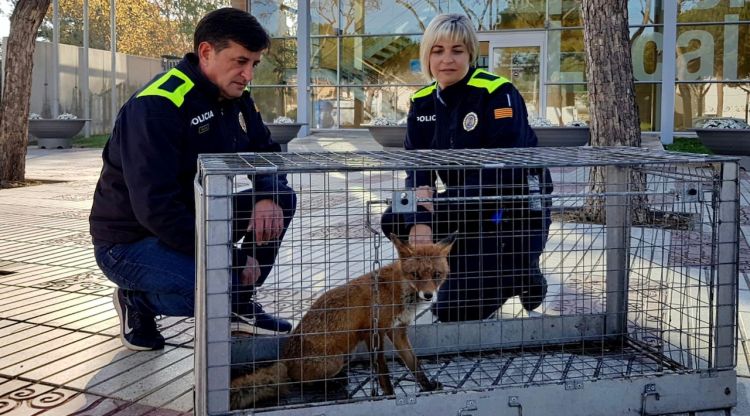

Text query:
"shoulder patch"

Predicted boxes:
[[472, 70, 500, 81], [137, 68, 195, 107], [494, 107, 513, 119], [467, 69, 509, 94], [411, 83, 437, 102]]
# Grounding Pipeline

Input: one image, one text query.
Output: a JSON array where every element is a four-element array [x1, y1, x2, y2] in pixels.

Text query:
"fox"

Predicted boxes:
[[230, 233, 456, 409]]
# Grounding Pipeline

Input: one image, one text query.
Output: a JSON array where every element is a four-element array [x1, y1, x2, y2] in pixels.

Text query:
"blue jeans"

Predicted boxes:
[[94, 237, 196, 316], [94, 190, 296, 317]]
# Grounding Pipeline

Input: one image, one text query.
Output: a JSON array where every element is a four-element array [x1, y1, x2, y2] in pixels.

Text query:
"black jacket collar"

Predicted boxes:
[[178, 53, 223, 102], [436, 67, 474, 107]]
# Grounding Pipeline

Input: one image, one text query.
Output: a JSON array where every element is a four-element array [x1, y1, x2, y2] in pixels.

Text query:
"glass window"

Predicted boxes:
[[628, 0, 663, 26], [631, 26, 664, 82], [548, 0, 583, 28], [635, 83, 661, 131], [546, 28, 586, 83], [544, 83, 662, 131], [674, 82, 750, 130], [544, 84, 589, 125], [255, 38, 298, 85], [312, 0, 341, 35], [312, 86, 338, 128], [441, 0, 545, 29], [252, 0, 298, 37], [677, 1, 750, 24], [676, 23, 750, 82], [339, 86, 413, 127], [493, 0, 546, 29], [250, 86, 299, 123], [311, 37, 339, 86], [340, 35, 427, 85], [311, 86, 413, 128], [340, 0, 438, 35]]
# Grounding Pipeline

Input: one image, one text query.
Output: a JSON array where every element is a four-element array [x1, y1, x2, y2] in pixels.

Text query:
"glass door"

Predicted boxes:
[[478, 32, 546, 119]]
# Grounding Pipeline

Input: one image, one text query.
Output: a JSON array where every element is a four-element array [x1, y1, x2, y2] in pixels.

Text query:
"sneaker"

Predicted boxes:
[[518, 270, 548, 312], [113, 288, 165, 351], [232, 302, 292, 335]]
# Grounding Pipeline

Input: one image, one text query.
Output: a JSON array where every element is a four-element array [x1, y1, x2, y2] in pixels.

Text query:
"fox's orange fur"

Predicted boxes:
[[230, 234, 455, 409]]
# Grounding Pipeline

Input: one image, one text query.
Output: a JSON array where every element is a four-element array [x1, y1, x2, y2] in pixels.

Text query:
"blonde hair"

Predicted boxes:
[[419, 14, 478, 80]]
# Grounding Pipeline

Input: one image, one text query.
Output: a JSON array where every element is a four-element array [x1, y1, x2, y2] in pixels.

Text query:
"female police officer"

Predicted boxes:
[[381, 13, 552, 322]]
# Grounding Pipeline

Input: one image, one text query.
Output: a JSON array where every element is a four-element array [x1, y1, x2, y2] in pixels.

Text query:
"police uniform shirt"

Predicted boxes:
[[405, 67, 538, 193], [89, 53, 292, 255]]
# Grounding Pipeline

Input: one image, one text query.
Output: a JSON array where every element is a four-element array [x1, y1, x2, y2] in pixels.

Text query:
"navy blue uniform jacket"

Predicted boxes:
[[405, 67, 544, 197], [89, 53, 293, 255]]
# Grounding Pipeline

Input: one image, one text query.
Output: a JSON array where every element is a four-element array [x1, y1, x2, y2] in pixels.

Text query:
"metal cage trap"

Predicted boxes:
[[194, 147, 740, 416]]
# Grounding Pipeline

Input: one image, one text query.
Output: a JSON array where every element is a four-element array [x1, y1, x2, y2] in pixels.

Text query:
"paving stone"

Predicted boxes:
[[21, 336, 123, 381], [113, 358, 193, 408], [83, 347, 193, 397], [0, 383, 79, 416], [2, 290, 108, 319], [0, 331, 111, 376]]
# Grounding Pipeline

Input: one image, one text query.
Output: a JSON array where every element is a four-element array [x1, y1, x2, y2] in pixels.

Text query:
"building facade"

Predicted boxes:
[[247, 0, 749, 142]]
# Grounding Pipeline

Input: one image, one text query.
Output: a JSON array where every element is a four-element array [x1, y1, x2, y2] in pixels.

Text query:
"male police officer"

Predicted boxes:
[[89, 8, 296, 350]]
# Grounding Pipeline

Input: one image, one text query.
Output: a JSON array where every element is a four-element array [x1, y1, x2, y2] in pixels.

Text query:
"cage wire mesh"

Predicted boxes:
[[195, 147, 739, 416]]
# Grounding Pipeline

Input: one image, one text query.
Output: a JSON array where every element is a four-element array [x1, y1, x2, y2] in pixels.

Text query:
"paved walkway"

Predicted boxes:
[[0, 132, 749, 415]]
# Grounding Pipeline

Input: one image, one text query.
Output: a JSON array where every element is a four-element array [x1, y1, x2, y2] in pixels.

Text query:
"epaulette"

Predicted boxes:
[[136, 68, 195, 107], [410, 83, 437, 102], [467, 69, 510, 94]]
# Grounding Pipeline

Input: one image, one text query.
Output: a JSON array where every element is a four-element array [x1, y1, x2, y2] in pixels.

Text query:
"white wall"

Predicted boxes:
[[27, 41, 163, 135]]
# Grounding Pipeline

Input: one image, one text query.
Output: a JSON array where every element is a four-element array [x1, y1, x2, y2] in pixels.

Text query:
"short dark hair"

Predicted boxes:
[[193, 8, 271, 54]]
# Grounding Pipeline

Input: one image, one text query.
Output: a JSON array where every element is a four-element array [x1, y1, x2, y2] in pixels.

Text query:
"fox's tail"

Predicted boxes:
[[230, 362, 289, 409]]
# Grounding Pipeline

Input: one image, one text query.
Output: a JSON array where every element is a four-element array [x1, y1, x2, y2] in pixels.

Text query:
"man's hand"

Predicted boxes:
[[415, 186, 434, 212], [248, 199, 284, 245], [240, 256, 261, 285]]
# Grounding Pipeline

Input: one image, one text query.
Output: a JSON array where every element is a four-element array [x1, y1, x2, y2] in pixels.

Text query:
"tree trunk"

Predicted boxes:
[[0, 0, 51, 186], [716, 83, 724, 117], [581, 0, 647, 224]]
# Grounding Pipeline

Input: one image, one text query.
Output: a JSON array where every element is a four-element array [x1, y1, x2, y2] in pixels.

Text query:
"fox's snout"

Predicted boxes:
[[408, 272, 447, 302], [418, 290, 434, 301]]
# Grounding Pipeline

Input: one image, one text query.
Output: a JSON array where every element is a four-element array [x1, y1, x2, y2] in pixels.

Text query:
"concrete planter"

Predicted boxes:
[[265, 123, 304, 151], [533, 126, 590, 147], [28, 119, 88, 149], [367, 126, 406, 149], [367, 125, 589, 148], [693, 128, 750, 156]]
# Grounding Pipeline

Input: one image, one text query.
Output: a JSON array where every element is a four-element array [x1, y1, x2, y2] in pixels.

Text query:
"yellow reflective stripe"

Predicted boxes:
[[136, 68, 195, 107], [467, 69, 509, 94], [411, 83, 437, 102]]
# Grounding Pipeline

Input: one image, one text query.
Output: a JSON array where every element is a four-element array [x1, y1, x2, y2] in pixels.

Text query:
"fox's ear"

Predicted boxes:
[[437, 232, 457, 256], [389, 233, 414, 258]]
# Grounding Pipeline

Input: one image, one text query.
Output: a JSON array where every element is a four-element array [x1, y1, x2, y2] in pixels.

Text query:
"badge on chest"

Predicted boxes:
[[238, 112, 247, 133], [463, 112, 478, 131]]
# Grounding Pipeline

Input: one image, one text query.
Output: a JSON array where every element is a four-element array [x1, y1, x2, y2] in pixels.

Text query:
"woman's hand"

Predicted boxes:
[[409, 224, 433, 246], [416, 186, 434, 212]]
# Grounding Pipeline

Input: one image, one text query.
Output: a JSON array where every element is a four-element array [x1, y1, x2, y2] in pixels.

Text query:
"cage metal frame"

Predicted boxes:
[[194, 147, 739, 416]]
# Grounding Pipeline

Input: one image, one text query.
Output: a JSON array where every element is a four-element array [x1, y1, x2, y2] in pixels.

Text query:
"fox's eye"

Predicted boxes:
[[412, 272, 419, 279], [434, 272, 442, 279]]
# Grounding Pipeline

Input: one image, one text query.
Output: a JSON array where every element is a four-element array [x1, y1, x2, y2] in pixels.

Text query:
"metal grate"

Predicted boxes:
[[195, 147, 739, 416], [197, 147, 725, 174]]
